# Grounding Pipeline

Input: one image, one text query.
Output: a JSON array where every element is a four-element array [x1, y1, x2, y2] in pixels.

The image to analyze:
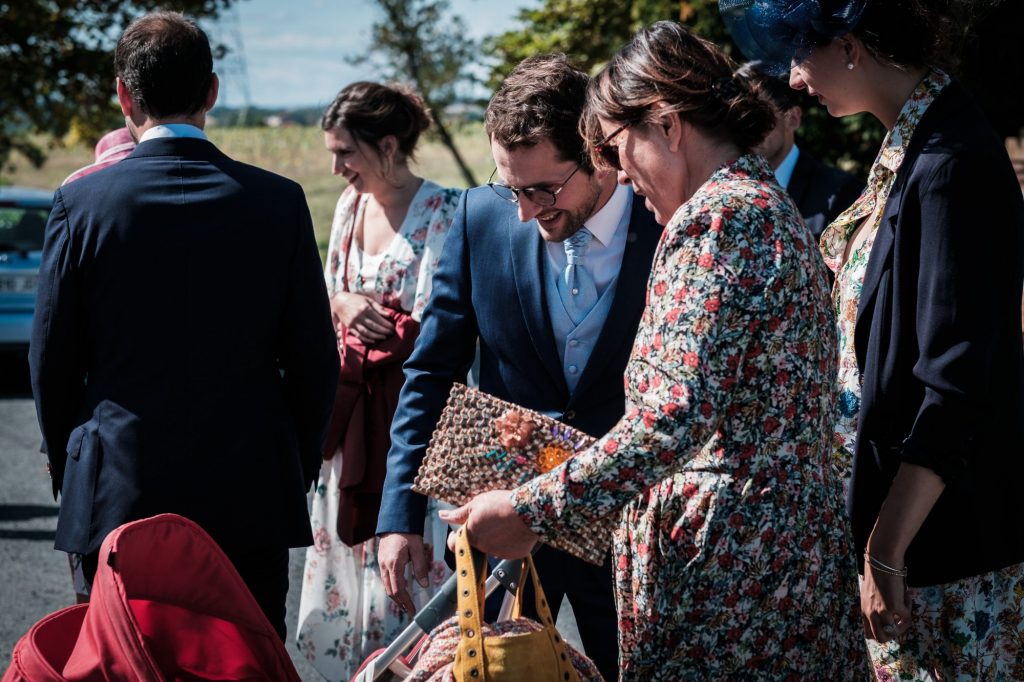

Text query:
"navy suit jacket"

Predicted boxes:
[[30, 136, 339, 556], [788, 148, 863, 243], [850, 82, 1024, 585], [377, 186, 661, 534]]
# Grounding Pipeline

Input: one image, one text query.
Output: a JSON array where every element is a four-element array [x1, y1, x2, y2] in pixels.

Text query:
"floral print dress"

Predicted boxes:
[[822, 69, 1024, 682], [296, 180, 461, 681], [512, 155, 868, 680]]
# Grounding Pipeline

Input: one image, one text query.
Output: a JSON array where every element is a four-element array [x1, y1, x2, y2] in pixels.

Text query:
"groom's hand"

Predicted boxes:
[[378, 532, 430, 614]]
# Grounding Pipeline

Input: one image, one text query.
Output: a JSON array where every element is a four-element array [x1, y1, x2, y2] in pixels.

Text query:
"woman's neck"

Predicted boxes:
[[866, 65, 930, 130], [686, 135, 741, 200], [368, 164, 422, 210]]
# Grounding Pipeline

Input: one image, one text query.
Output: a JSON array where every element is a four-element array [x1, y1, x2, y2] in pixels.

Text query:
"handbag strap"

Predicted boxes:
[[511, 554, 582, 682], [454, 527, 487, 680], [454, 529, 582, 682]]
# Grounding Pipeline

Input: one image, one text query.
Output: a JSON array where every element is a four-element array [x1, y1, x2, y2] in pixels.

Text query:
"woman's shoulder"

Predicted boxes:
[[334, 184, 360, 218], [668, 161, 792, 232], [418, 180, 462, 207], [414, 180, 462, 222]]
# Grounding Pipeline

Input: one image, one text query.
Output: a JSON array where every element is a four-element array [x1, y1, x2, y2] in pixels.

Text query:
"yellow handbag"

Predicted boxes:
[[450, 527, 586, 682]]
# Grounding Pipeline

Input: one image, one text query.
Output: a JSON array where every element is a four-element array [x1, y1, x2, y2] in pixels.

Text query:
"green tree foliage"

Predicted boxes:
[[353, 0, 480, 186], [0, 0, 237, 172]]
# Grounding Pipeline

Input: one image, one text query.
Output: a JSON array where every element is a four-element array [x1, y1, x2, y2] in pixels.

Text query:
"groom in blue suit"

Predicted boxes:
[[376, 54, 661, 680], [29, 12, 338, 638]]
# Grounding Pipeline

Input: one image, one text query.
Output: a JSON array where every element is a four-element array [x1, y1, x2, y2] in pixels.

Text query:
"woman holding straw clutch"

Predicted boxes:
[[442, 21, 867, 680]]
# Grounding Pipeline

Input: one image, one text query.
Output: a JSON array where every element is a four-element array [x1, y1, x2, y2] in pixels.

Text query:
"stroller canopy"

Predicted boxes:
[[4, 513, 301, 681]]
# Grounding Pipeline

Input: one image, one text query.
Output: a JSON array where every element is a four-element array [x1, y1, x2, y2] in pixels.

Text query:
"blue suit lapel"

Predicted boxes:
[[571, 196, 661, 402], [508, 213, 569, 395]]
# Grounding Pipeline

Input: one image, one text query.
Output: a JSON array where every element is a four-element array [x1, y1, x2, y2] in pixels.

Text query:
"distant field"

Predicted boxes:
[[1, 123, 496, 254]]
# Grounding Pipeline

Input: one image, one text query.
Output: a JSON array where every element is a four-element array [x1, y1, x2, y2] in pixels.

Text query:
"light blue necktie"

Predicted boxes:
[[558, 228, 598, 326]]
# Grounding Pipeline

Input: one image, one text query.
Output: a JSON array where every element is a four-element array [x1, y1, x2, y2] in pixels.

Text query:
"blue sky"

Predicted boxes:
[[209, 0, 536, 109]]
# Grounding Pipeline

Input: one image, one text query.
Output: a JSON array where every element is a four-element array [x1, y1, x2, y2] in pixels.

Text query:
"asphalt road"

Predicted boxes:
[[0, 353, 582, 680]]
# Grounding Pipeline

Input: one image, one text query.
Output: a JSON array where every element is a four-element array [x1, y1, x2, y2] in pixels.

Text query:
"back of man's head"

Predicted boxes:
[[485, 54, 592, 171], [735, 60, 801, 113], [115, 12, 213, 120]]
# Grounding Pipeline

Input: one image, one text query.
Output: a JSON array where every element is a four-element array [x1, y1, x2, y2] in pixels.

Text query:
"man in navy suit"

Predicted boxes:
[[29, 12, 338, 638], [738, 61, 863, 243], [375, 54, 661, 681]]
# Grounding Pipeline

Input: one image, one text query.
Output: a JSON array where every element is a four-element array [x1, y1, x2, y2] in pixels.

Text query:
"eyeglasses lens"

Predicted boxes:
[[598, 145, 622, 171]]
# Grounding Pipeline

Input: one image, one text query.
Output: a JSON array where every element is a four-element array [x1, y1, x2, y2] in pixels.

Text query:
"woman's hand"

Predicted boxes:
[[439, 490, 539, 559], [861, 558, 912, 643], [331, 291, 395, 344]]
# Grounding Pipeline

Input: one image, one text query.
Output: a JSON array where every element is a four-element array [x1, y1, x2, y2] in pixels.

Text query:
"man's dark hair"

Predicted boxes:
[[114, 12, 213, 119], [485, 54, 592, 172], [736, 61, 801, 112]]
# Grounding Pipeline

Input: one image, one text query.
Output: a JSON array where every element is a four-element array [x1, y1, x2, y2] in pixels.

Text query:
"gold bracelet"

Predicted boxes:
[[864, 552, 908, 578]]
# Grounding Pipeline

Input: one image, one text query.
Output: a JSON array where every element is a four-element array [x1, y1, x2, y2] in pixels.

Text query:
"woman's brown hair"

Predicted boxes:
[[321, 81, 432, 161], [583, 21, 775, 167]]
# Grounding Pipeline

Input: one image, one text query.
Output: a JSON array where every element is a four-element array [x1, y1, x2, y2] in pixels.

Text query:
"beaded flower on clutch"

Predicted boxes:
[[413, 383, 612, 565]]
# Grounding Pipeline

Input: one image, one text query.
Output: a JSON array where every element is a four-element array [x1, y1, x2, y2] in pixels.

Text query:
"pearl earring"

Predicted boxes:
[[847, 62, 855, 70]]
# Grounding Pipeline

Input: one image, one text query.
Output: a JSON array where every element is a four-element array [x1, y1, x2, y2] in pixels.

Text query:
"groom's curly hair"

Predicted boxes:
[[485, 54, 593, 173]]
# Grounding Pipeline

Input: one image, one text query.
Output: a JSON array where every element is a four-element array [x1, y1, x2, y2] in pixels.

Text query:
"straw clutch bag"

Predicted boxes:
[[413, 383, 612, 565]]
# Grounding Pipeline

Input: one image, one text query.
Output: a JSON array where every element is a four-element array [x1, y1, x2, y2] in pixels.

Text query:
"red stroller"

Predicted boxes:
[[3, 513, 301, 681]]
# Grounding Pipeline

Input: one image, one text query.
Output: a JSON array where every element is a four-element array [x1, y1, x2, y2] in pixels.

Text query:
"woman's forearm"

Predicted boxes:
[[866, 462, 946, 565]]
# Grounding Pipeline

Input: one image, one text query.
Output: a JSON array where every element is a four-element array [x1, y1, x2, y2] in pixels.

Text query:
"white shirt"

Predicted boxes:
[[139, 123, 208, 143], [775, 144, 800, 190], [544, 182, 632, 298]]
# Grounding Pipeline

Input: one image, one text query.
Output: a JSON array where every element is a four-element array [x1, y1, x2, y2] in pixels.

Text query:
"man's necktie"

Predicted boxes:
[[557, 228, 598, 326]]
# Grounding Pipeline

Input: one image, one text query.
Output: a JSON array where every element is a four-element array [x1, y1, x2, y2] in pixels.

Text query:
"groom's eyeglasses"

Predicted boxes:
[[487, 165, 581, 207], [593, 122, 632, 171]]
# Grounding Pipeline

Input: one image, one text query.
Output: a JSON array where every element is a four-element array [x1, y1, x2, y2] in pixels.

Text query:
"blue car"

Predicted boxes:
[[0, 187, 53, 352]]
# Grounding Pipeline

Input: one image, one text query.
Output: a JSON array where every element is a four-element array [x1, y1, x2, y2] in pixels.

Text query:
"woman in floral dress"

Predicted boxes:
[[441, 22, 867, 680], [724, 0, 1024, 678], [297, 81, 461, 681]]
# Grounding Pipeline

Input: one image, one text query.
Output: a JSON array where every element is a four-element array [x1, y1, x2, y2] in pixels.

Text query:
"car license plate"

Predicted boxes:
[[0, 273, 37, 294]]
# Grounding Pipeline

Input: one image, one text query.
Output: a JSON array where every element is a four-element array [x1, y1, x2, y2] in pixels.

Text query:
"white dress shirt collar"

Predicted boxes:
[[139, 123, 208, 143], [583, 182, 630, 247], [774, 144, 800, 190]]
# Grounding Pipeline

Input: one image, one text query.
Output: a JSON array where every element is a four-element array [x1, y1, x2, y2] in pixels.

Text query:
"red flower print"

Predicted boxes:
[[684, 352, 699, 367], [705, 298, 721, 313], [763, 416, 780, 434], [604, 438, 619, 453], [698, 253, 714, 268], [654, 281, 667, 296]]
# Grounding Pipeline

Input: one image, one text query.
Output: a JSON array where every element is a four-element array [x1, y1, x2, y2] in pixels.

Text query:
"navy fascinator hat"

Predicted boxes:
[[719, 0, 867, 75]]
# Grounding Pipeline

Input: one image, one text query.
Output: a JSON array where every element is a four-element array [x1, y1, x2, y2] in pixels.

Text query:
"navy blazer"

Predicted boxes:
[[850, 82, 1024, 586], [30, 137, 339, 556], [788, 148, 863, 243], [377, 186, 661, 534]]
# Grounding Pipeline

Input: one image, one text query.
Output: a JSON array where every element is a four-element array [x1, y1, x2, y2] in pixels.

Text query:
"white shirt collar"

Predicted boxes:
[[139, 124, 208, 143], [584, 182, 631, 246], [774, 144, 800, 189]]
